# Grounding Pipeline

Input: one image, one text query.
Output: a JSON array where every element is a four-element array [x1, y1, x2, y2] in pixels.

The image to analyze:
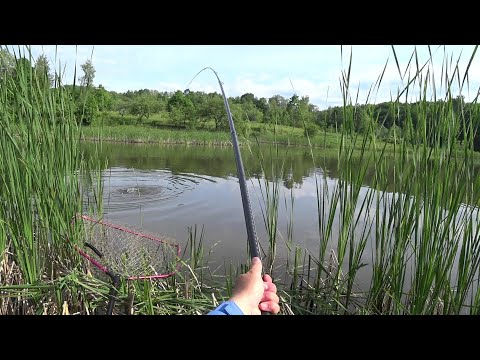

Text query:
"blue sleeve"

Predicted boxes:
[[207, 301, 245, 315]]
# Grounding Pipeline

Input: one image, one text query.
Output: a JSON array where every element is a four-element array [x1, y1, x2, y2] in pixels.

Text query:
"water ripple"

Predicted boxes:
[[99, 167, 215, 212]]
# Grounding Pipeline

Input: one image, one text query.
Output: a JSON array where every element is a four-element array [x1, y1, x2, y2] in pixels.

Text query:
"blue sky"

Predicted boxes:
[[19, 45, 480, 109]]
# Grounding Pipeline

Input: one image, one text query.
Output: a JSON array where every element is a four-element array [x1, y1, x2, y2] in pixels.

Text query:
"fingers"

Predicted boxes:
[[261, 289, 279, 304], [263, 274, 277, 293], [249, 256, 262, 276], [263, 273, 273, 283], [259, 300, 280, 314], [260, 278, 280, 314]]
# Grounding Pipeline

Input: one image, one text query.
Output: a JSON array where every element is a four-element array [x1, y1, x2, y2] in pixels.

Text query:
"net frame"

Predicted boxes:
[[75, 214, 181, 280]]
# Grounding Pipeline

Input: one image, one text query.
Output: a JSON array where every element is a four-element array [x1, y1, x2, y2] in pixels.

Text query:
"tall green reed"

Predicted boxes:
[[0, 46, 103, 313], [336, 46, 480, 314], [266, 45, 480, 315]]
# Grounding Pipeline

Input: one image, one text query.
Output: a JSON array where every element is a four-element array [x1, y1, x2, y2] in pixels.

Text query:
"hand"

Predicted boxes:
[[229, 257, 280, 315]]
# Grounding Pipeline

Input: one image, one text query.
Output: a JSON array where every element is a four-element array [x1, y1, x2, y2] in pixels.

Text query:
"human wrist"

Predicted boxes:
[[229, 296, 253, 315]]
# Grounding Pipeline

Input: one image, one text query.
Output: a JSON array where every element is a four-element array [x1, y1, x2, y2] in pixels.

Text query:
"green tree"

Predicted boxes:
[[240, 93, 255, 104], [356, 110, 374, 134], [297, 96, 315, 125], [266, 95, 287, 124], [303, 122, 319, 138], [79, 59, 95, 87], [239, 99, 263, 123], [114, 95, 132, 117], [94, 85, 113, 112], [0, 48, 15, 81], [34, 54, 53, 89], [74, 90, 98, 126], [198, 94, 228, 130], [130, 94, 157, 121], [287, 94, 300, 127], [229, 102, 250, 136], [68, 83, 101, 126], [167, 90, 195, 128], [254, 97, 269, 117]]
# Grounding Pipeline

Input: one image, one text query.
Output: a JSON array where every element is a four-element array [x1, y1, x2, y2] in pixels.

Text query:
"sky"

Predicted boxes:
[[14, 45, 480, 109]]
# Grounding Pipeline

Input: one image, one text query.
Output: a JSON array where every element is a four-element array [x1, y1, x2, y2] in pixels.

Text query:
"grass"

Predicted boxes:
[[82, 122, 480, 171], [0, 45, 103, 313], [82, 118, 364, 150], [2, 45, 480, 315], [82, 125, 233, 146], [267, 45, 480, 314]]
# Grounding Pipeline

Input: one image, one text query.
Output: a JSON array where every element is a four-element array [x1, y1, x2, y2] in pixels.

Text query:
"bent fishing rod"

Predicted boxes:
[[185, 67, 260, 260]]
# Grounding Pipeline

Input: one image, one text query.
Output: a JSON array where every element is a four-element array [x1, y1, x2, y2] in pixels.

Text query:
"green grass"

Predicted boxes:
[[82, 122, 386, 151], [84, 110, 353, 148], [82, 125, 233, 146], [0, 46, 104, 313], [3, 45, 480, 315], [265, 45, 480, 314], [82, 118, 480, 169]]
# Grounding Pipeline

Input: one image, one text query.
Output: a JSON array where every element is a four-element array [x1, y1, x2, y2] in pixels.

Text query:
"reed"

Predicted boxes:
[[3, 45, 480, 315], [268, 45, 480, 314]]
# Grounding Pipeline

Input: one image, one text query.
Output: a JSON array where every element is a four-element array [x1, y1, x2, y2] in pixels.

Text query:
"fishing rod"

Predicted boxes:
[[185, 67, 261, 260]]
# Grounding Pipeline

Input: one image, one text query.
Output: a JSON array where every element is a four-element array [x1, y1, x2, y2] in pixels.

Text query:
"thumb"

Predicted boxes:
[[249, 257, 262, 276]]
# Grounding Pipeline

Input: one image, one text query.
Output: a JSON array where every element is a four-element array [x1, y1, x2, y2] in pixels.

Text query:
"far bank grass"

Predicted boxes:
[[81, 124, 480, 166], [83, 123, 363, 149]]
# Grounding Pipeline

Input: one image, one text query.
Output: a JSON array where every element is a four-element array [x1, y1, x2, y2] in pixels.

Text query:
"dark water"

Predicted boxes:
[[80, 141, 479, 299], [80, 142, 356, 269]]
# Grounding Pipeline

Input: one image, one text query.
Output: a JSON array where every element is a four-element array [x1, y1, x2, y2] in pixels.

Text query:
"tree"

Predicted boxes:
[[69, 84, 107, 126], [356, 110, 373, 134], [185, 90, 206, 110], [287, 95, 314, 128], [79, 59, 95, 87], [198, 94, 228, 130], [0, 48, 15, 81], [129, 94, 158, 121], [239, 100, 263, 123], [287, 94, 300, 126], [254, 97, 268, 117], [266, 95, 287, 124], [167, 90, 195, 128], [74, 91, 98, 126], [34, 54, 53, 89], [115, 97, 131, 117], [240, 93, 255, 104], [297, 96, 315, 125], [303, 122, 319, 138], [10, 57, 34, 96], [229, 102, 250, 136], [94, 85, 113, 112]]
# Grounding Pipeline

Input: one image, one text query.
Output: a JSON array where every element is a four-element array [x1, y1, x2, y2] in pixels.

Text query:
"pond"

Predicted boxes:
[[81, 140, 480, 303], [80, 142, 359, 265]]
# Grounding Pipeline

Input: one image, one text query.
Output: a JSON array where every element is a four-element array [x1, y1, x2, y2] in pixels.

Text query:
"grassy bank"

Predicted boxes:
[[3, 45, 480, 315], [83, 114, 354, 148], [84, 124, 415, 152], [0, 48, 233, 315], [0, 47, 101, 313], [81, 124, 480, 171], [82, 125, 233, 146]]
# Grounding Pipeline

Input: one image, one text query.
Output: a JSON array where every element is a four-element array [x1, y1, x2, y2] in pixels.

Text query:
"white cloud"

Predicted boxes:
[[17, 45, 480, 108], [99, 59, 117, 65], [154, 82, 184, 93]]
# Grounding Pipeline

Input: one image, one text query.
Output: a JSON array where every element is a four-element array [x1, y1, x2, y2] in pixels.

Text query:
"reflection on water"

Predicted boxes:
[[84, 141, 325, 186], [101, 167, 210, 212], [81, 141, 343, 268], [81, 141, 480, 307]]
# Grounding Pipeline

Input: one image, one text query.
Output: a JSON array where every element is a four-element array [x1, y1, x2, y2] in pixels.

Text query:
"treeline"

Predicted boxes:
[[89, 87, 480, 151], [0, 49, 111, 128], [2, 49, 479, 150]]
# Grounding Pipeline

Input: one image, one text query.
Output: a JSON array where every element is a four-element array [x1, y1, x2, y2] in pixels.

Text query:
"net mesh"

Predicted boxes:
[[77, 215, 180, 279]]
